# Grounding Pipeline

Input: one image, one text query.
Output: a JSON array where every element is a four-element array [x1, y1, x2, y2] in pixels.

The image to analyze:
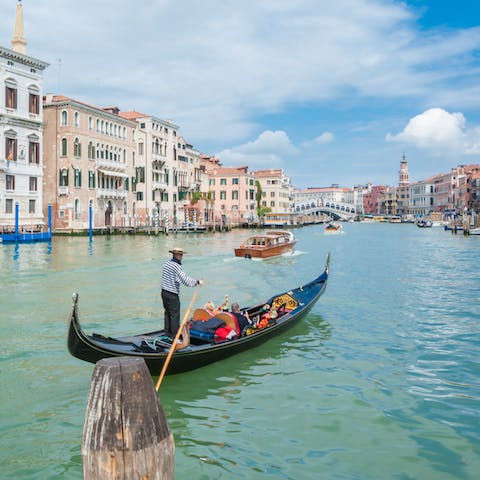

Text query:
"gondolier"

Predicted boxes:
[[161, 247, 202, 338]]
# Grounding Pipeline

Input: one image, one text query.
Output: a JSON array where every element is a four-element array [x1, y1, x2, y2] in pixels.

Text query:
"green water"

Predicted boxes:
[[1, 224, 479, 479]]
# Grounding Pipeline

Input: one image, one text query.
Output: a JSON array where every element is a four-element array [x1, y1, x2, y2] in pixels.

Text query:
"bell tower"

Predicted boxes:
[[12, 0, 27, 54], [399, 153, 409, 187]]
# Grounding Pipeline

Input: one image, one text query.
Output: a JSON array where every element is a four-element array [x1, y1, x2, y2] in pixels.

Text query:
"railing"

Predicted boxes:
[[96, 189, 127, 199], [58, 186, 69, 196], [152, 181, 168, 190], [96, 158, 127, 172], [0, 159, 6, 172]]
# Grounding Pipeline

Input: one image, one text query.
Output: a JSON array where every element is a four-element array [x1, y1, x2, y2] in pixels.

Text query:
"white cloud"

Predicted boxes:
[[216, 130, 297, 167], [3, 0, 479, 152], [303, 132, 334, 147], [386, 108, 480, 155]]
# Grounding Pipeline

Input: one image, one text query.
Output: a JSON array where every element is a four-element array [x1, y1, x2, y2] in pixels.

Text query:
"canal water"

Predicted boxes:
[[1, 223, 479, 479]]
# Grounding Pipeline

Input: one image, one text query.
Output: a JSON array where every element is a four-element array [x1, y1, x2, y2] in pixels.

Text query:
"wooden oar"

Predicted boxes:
[[155, 284, 202, 391]]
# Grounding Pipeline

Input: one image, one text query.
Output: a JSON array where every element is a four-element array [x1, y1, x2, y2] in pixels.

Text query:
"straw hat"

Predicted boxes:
[[169, 247, 186, 255]]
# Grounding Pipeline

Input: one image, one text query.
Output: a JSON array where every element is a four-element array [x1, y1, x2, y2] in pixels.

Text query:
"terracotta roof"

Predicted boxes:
[[210, 166, 249, 176], [43, 95, 135, 123], [118, 110, 149, 120], [253, 169, 283, 177]]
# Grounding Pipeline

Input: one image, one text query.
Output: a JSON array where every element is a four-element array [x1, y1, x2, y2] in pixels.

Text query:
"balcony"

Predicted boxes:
[[96, 158, 127, 175], [96, 189, 127, 199], [178, 182, 193, 191], [0, 159, 7, 172], [58, 186, 69, 196], [152, 180, 168, 191]]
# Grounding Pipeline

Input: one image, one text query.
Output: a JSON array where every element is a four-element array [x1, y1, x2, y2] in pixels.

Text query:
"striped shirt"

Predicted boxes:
[[161, 258, 198, 295]]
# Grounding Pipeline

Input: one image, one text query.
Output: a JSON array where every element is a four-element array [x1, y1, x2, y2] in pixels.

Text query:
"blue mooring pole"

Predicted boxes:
[[48, 204, 52, 234], [89, 205, 93, 241], [15, 202, 19, 236]]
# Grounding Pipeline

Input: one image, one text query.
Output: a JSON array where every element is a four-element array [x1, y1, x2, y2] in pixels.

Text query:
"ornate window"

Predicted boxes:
[[29, 92, 40, 114], [29, 140, 40, 164], [5, 80, 17, 109], [74, 138, 81, 157], [29, 177, 38, 191], [59, 168, 69, 186], [61, 110, 68, 126], [61, 138, 67, 156], [6, 175, 15, 190], [6, 137, 17, 161]]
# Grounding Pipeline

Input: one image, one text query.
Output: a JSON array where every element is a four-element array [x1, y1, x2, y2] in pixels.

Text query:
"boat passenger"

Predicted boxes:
[[161, 247, 203, 338], [231, 302, 251, 334]]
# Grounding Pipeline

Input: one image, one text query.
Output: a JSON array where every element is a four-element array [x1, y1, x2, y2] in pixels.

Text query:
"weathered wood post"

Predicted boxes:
[[82, 357, 174, 479]]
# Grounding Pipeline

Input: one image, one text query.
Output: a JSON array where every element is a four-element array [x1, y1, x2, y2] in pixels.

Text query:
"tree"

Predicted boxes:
[[255, 180, 271, 222]]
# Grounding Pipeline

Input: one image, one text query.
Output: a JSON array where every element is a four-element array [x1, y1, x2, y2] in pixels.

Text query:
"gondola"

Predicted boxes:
[[68, 254, 330, 375]]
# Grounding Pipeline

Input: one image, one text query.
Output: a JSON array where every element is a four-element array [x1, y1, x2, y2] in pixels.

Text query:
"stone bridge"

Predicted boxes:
[[295, 201, 357, 221]]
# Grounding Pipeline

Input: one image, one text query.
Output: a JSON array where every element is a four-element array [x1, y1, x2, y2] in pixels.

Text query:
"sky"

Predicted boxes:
[[2, 0, 480, 189]]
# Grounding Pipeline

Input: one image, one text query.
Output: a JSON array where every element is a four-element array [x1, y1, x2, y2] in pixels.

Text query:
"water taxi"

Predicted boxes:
[[234, 230, 296, 259], [324, 222, 342, 233]]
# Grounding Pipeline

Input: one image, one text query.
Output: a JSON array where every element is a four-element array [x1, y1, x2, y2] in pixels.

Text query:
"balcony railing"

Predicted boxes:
[[0, 159, 6, 172], [152, 181, 168, 191], [96, 158, 127, 173], [58, 186, 69, 196], [96, 189, 127, 199]]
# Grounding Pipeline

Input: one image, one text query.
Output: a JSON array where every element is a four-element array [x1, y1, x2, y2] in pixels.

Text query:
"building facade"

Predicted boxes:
[[253, 169, 293, 213], [42, 96, 137, 230], [1, 2, 49, 229], [205, 164, 257, 225]]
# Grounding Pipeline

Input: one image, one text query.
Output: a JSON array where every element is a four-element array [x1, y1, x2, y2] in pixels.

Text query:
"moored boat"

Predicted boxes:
[[467, 227, 480, 235], [234, 230, 296, 259], [68, 255, 329, 375]]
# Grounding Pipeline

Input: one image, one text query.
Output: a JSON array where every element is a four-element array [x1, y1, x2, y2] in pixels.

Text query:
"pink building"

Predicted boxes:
[[205, 164, 257, 225]]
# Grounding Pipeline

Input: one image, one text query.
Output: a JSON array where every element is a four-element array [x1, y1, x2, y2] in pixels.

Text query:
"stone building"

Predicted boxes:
[[0, 1, 49, 229], [42, 96, 137, 230], [205, 163, 257, 226]]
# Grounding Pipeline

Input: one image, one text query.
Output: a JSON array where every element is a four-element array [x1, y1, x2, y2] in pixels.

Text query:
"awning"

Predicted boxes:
[[97, 168, 128, 178]]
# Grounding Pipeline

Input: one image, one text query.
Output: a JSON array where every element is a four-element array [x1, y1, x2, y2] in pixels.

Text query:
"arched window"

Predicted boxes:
[[61, 110, 68, 126], [74, 138, 81, 157], [74, 111, 80, 127], [88, 141, 95, 160], [61, 138, 68, 156], [74, 198, 80, 220]]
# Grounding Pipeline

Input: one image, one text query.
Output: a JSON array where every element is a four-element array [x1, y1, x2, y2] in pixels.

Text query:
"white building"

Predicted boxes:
[[0, 2, 49, 229], [409, 180, 435, 216]]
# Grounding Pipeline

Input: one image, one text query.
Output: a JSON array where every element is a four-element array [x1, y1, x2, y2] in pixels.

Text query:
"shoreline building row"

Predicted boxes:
[[2, 3, 480, 235]]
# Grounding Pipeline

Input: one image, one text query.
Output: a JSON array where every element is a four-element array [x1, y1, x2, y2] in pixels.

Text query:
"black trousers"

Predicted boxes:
[[161, 289, 180, 337]]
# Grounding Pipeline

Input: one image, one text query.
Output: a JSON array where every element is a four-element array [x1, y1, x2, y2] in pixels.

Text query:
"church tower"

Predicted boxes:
[[12, 0, 27, 54], [399, 153, 409, 187]]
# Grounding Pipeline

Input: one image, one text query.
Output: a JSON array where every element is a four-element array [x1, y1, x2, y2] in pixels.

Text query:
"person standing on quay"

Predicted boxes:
[[161, 247, 202, 338]]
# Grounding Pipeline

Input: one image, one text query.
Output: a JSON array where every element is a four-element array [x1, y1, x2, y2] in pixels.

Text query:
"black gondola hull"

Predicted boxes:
[[67, 257, 329, 375]]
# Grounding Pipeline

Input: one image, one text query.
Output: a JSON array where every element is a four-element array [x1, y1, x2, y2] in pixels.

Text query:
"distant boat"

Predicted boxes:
[[467, 227, 480, 235], [416, 219, 432, 228], [234, 230, 296, 259], [324, 222, 342, 233]]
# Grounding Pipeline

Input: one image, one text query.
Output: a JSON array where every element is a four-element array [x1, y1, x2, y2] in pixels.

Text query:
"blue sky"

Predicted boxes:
[[3, 0, 480, 188]]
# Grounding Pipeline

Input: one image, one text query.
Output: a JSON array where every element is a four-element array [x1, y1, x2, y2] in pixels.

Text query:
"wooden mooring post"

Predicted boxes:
[[82, 357, 174, 479]]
